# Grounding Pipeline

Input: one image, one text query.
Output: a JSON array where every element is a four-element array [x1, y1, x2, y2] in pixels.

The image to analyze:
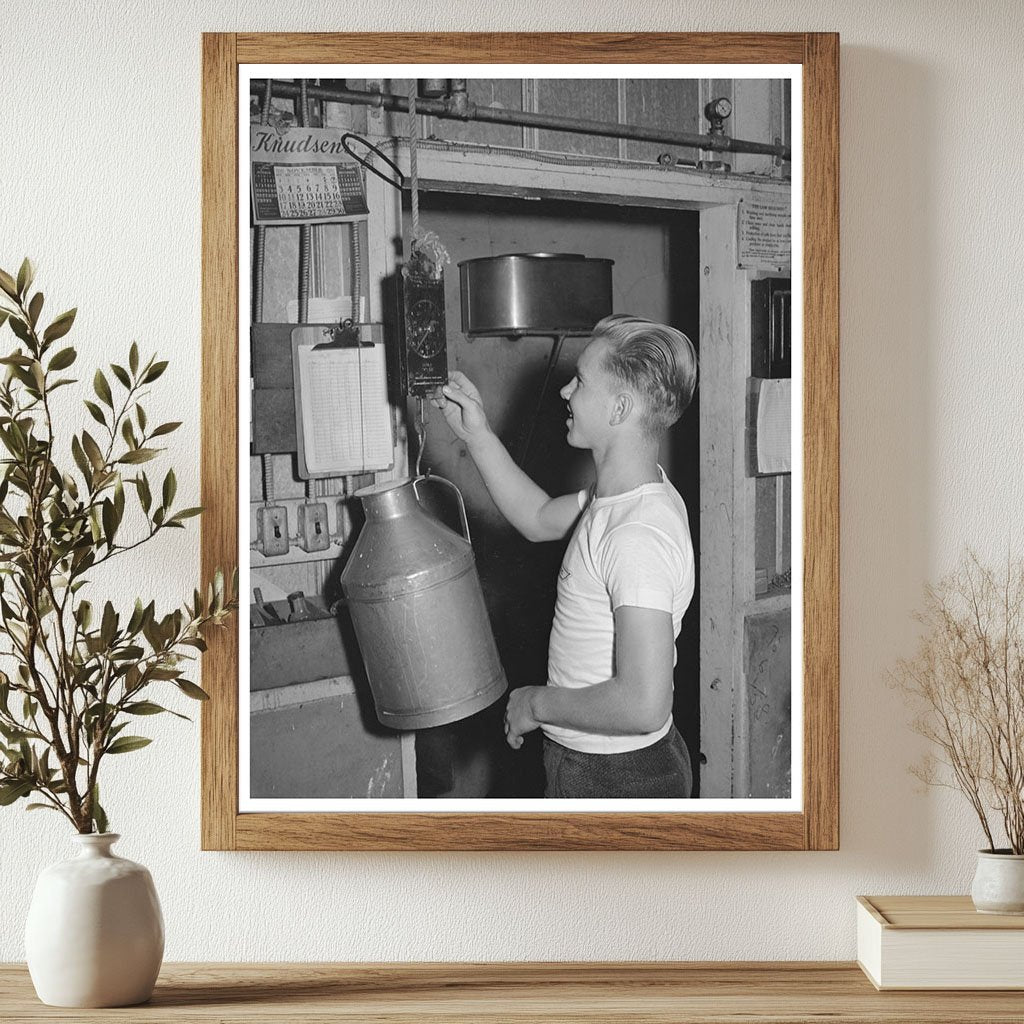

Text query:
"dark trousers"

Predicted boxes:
[[542, 725, 693, 799]]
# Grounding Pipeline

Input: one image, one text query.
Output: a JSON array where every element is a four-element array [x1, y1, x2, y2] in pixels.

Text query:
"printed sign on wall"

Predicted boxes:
[[737, 194, 791, 270]]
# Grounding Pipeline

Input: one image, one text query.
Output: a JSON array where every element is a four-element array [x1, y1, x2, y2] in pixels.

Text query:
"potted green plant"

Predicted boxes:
[[0, 259, 236, 1006], [895, 552, 1024, 914]]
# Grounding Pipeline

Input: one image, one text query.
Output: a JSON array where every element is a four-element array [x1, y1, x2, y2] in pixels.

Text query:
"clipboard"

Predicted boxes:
[[291, 323, 394, 479]]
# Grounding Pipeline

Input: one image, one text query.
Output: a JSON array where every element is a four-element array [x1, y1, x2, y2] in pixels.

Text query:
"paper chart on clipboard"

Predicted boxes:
[[292, 326, 394, 478]]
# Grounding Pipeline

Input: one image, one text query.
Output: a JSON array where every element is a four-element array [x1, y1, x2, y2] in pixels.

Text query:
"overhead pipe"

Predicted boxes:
[[249, 79, 790, 161]]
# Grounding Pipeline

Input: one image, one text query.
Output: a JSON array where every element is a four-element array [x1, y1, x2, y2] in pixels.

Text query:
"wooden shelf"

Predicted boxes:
[[3, 962, 1023, 1022]]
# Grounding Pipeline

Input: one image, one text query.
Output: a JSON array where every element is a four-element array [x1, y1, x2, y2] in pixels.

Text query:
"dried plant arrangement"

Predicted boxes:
[[894, 552, 1024, 854], [0, 259, 236, 833]]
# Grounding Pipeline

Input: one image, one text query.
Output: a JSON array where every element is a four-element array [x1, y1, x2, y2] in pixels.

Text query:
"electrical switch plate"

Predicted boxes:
[[256, 505, 289, 557], [297, 502, 330, 552]]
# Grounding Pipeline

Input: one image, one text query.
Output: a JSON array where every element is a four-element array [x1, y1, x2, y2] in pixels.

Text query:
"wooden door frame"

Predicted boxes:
[[201, 33, 839, 851]]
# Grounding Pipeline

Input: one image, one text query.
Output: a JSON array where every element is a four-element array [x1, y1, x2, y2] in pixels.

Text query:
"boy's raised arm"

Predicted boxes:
[[433, 371, 581, 542]]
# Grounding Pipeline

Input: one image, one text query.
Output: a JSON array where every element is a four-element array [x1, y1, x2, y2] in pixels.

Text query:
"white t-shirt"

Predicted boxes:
[[542, 469, 695, 754]]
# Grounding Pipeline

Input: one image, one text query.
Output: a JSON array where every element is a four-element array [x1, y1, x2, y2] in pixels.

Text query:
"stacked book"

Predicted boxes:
[[857, 895, 1024, 990]]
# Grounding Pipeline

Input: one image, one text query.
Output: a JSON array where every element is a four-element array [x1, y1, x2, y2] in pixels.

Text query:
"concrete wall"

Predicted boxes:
[[2, 0, 1023, 962]]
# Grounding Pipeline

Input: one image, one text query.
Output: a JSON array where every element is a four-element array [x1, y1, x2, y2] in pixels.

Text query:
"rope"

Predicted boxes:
[[408, 82, 420, 241]]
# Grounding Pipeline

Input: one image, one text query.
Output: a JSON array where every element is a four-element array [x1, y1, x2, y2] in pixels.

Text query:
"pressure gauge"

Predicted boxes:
[[699, 96, 734, 172], [706, 97, 733, 121]]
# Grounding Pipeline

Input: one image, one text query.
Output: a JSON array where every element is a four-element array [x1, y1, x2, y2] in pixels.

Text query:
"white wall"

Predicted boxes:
[[2, 1, 1023, 961]]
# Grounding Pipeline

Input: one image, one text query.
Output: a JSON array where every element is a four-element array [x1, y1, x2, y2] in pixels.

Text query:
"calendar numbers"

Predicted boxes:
[[251, 162, 368, 223]]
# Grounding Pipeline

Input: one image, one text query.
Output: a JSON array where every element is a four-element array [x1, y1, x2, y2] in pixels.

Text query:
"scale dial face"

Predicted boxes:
[[407, 297, 445, 357]]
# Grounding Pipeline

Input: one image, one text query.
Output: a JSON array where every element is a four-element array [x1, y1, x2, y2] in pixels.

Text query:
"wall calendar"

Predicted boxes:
[[249, 126, 369, 225]]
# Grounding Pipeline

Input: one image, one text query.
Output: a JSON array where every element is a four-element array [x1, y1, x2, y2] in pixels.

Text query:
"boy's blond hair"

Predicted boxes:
[[594, 314, 698, 434]]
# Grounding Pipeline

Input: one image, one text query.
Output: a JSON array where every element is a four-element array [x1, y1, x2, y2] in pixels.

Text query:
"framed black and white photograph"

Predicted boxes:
[[200, 32, 839, 851]]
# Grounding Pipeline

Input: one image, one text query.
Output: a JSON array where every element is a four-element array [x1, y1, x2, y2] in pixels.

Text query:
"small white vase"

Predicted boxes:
[[971, 849, 1024, 915], [25, 833, 164, 1007]]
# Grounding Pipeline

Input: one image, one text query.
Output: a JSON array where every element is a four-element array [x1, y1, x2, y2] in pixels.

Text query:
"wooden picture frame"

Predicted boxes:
[[201, 32, 838, 851]]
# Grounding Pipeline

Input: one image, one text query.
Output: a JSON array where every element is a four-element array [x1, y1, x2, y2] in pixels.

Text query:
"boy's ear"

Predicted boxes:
[[609, 391, 633, 426]]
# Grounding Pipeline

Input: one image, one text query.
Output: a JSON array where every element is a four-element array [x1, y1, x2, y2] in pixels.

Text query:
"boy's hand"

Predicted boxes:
[[431, 371, 490, 445], [504, 686, 543, 749]]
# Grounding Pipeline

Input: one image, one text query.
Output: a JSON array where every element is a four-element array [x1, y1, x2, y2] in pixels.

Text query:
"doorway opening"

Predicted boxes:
[[405, 190, 703, 798]]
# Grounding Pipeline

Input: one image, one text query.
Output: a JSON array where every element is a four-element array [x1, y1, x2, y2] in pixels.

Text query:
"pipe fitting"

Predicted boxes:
[[447, 79, 471, 119]]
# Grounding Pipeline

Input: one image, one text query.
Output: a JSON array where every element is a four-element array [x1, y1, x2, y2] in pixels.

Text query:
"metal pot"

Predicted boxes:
[[458, 253, 613, 337]]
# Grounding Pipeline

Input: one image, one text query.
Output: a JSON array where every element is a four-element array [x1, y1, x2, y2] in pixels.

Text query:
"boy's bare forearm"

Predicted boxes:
[[508, 607, 676, 742], [531, 677, 671, 736]]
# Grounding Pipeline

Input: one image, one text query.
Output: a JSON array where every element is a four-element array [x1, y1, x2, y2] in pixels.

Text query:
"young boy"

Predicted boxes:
[[433, 314, 697, 798]]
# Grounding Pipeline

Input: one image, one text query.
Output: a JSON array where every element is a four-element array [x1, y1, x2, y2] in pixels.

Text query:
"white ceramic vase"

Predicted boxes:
[[971, 849, 1024, 915], [24, 833, 164, 1007]]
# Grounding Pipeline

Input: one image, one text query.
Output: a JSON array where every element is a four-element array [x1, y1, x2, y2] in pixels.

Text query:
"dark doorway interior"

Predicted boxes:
[[403, 191, 702, 798]]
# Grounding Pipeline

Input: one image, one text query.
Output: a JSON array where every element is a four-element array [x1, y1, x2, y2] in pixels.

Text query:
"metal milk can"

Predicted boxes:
[[340, 475, 507, 730]]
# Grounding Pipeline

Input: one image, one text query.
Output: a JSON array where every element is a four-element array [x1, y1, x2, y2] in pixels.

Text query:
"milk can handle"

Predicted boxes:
[[413, 475, 472, 545]]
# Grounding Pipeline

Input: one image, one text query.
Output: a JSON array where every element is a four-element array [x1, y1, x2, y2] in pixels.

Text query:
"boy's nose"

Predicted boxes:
[[560, 379, 575, 400]]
